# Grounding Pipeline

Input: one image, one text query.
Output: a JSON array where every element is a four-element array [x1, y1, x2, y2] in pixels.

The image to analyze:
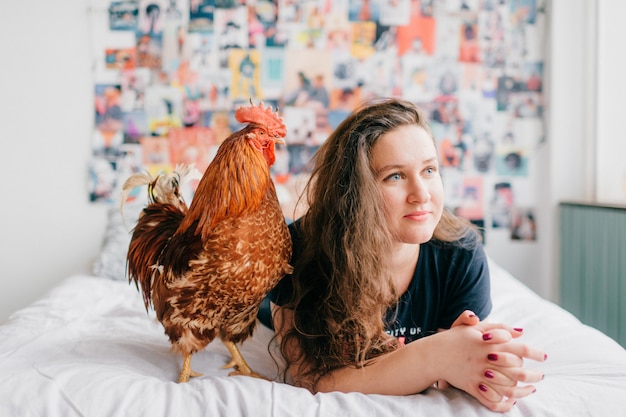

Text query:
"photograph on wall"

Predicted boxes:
[[490, 181, 513, 228], [109, 1, 139, 31], [510, 206, 537, 241], [95, 84, 124, 133]]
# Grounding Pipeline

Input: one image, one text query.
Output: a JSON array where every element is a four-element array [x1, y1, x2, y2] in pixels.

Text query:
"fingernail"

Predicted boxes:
[[487, 353, 498, 361], [482, 333, 492, 341], [484, 370, 494, 379], [544, 353, 548, 361], [541, 374, 545, 380], [479, 383, 488, 392], [532, 388, 537, 394], [514, 327, 524, 332]]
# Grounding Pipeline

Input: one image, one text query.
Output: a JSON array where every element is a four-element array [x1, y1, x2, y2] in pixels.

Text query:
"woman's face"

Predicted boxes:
[[371, 124, 444, 244]]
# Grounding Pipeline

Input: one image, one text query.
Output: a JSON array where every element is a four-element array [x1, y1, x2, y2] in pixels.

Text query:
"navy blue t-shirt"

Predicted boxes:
[[384, 237, 492, 343], [262, 221, 492, 345]]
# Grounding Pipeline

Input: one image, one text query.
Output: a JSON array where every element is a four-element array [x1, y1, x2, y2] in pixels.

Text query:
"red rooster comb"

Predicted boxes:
[[235, 100, 287, 139]]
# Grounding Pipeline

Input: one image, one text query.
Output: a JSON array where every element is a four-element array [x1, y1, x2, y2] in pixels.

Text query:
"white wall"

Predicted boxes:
[[0, 0, 606, 321], [0, 2, 108, 322], [596, 1, 626, 204], [540, 0, 598, 302]]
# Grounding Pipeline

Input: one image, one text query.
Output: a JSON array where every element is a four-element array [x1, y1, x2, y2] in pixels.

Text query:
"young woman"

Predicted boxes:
[[263, 98, 546, 413]]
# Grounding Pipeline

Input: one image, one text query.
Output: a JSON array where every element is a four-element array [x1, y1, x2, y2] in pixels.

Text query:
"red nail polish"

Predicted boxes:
[[484, 370, 494, 379], [514, 327, 524, 332], [482, 333, 492, 341], [544, 353, 548, 361], [479, 384, 488, 392], [488, 353, 498, 361]]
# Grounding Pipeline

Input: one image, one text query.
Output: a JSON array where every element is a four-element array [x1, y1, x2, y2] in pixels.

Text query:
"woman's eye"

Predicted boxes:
[[385, 173, 402, 181]]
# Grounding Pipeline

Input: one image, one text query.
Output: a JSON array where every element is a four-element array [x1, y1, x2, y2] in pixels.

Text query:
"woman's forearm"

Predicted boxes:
[[275, 303, 546, 413], [314, 323, 545, 399], [313, 334, 440, 395]]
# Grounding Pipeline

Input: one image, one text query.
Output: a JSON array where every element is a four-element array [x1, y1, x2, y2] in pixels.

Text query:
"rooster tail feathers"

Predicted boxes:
[[122, 163, 201, 310], [119, 172, 152, 224], [173, 163, 203, 184], [126, 204, 185, 311], [119, 164, 202, 225]]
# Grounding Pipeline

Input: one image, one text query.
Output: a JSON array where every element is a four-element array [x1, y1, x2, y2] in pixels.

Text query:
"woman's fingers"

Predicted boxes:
[[450, 310, 480, 327], [503, 341, 548, 362], [487, 341, 548, 364], [483, 368, 515, 387], [436, 366, 543, 393], [480, 328, 514, 343], [477, 321, 525, 339], [481, 381, 537, 401], [490, 365, 545, 384], [479, 397, 518, 413], [486, 351, 524, 367], [472, 382, 534, 412], [483, 349, 546, 389]]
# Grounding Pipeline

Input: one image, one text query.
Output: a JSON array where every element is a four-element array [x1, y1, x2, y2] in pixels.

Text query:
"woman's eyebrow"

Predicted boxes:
[[376, 156, 438, 173], [374, 163, 404, 175]]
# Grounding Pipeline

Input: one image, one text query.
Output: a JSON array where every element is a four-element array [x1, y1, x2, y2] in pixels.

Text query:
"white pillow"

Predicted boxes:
[[92, 202, 143, 280]]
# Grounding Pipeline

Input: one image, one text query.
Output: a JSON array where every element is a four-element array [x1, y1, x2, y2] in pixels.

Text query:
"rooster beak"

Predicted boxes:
[[274, 137, 286, 145]]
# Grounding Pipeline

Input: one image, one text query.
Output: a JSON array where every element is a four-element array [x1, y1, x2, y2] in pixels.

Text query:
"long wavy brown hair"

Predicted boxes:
[[275, 98, 480, 390]]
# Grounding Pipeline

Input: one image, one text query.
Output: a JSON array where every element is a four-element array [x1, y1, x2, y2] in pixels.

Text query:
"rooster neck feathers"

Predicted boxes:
[[179, 126, 274, 239]]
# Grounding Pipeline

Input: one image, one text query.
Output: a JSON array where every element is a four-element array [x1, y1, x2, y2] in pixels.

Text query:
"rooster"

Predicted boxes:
[[122, 102, 293, 383]]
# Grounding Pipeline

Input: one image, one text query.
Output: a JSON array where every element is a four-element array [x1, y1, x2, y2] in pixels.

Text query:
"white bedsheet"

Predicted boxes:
[[1, 260, 625, 416]]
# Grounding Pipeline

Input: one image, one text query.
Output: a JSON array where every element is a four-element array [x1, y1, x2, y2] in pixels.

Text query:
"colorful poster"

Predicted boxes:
[[169, 126, 215, 172], [95, 84, 124, 132], [229, 49, 263, 101], [456, 176, 484, 220], [105, 48, 136, 70], [189, 0, 215, 32], [109, 1, 139, 31], [90, 0, 546, 242]]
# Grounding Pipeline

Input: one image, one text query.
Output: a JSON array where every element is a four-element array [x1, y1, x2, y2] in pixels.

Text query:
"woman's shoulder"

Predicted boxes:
[[424, 231, 486, 270], [288, 218, 304, 249], [420, 233, 489, 292]]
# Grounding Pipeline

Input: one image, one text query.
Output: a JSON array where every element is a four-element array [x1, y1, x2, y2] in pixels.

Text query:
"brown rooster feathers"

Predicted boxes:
[[122, 102, 293, 382]]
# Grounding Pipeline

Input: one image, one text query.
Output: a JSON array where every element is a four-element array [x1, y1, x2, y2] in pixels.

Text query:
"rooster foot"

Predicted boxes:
[[222, 340, 269, 380], [178, 353, 203, 383]]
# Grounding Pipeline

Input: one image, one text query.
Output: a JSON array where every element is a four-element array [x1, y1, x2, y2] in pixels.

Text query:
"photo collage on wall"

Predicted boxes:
[[90, 0, 545, 242]]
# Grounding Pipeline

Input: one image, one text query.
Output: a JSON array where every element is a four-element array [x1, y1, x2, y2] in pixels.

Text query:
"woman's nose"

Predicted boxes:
[[408, 177, 430, 203]]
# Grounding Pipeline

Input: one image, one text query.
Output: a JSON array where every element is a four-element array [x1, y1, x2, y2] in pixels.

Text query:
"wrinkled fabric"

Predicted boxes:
[[1, 260, 625, 417]]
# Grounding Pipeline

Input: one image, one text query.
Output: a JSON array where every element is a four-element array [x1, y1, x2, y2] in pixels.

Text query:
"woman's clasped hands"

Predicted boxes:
[[434, 310, 547, 413]]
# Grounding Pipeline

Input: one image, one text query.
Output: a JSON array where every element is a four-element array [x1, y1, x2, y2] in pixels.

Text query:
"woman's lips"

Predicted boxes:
[[404, 210, 430, 221]]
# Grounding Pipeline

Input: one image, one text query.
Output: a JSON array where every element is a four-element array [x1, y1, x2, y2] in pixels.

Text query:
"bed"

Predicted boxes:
[[1, 206, 626, 417]]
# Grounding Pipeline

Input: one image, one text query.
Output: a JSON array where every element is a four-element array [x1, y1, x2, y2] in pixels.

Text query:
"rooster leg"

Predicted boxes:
[[178, 353, 203, 383], [221, 340, 267, 379]]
